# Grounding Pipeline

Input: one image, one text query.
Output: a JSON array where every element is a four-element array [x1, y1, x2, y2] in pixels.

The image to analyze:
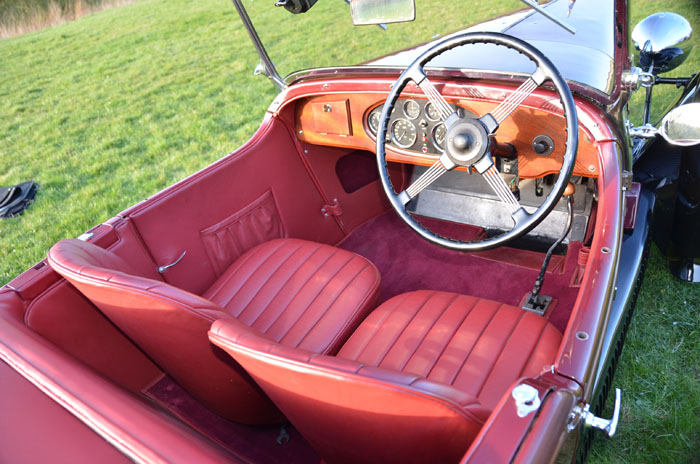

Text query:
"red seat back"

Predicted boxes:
[[209, 317, 491, 464], [48, 239, 280, 424]]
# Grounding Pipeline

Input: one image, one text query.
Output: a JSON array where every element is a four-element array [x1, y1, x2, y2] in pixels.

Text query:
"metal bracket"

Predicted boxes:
[[230, 0, 287, 91], [321, 198, 342, 217], [276, 424, 290, 445], [621, 67, 655, 91], [522, 292, 552, 316], [157, 251, 187, 274], [621, 170, 633, 191], [568, 388, 621, 437]]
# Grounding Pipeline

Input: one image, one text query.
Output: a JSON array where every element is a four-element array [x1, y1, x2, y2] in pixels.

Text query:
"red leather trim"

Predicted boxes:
[[126, 116, 345, 295], [0, 306, 238, 464], [48, 237, 380, 424], [24, 279, 162, 393], [0, 361, 132, 463], [209, 290, 562, 464], [338, 290, 561, 411], [203, 238, 380, 355], [209, 319, 487, 464], [47, 239, 282, 424]]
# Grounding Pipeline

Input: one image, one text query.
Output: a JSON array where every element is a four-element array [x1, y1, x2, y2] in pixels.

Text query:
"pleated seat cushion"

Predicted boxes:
[[337, 290, 561, 410], [208, 290, 561, 464], [204, 238, 380, 355], [48, 237, 379, 424]]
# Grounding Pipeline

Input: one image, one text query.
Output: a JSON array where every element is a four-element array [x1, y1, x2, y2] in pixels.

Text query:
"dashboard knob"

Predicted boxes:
[[533, 134, 555, 156]]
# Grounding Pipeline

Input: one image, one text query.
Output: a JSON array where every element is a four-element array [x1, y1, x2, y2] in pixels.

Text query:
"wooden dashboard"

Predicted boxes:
[[295, 86, 600, 179]]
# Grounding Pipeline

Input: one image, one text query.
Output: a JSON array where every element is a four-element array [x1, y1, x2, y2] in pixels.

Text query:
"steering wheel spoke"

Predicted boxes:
[[481, 164, 521, 214], [410, 69, 459, 125], [399, 154, 454, 205], [377, 32, 577, 251], [488, 67, 547, 127]]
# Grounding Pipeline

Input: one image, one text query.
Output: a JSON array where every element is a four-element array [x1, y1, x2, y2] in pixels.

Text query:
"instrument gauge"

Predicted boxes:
[[391, 119, 417, 148], [433, 124, 447, 151], [368, 109, 382, 135], [425, 102, 441, 121], [403, 100, 421, 120]]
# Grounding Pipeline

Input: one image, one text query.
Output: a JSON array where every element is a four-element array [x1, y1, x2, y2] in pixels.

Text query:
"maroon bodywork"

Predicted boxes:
[[0, 0, 634, 463]]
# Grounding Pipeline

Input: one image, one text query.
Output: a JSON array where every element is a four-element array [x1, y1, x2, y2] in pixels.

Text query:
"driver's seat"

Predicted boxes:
[[209, 290, 562, 464]]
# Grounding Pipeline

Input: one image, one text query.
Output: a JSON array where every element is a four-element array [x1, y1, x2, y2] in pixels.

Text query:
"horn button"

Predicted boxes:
[[445, 118, 490, 167]]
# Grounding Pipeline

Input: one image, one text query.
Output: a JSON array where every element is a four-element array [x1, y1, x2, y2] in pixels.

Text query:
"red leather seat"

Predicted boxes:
[[208, 290, 562, 463], [47, 238, 379, 424]]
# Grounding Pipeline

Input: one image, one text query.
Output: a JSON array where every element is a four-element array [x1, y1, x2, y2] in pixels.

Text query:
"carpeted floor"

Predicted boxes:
[[338, 211, 581, 333], [145, 212, 581, 463], [146, 376, 320, 464]]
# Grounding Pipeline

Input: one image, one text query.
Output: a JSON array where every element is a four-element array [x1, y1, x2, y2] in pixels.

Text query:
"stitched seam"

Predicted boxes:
[[399, 293, 461, 373], [516, 318, 551, 378], [214, 335, 485, 425], [294, 261, 370, 348], [221, 241, 305, 315], [206, 239, 287, 302], [319, 263, 380, 355], [248, 244, 329, 328], [245, 243, 325, 327], [376, 291, 436, 368], [474, 310, 528, 398], [447, 301, 503, 386], [351, 292, 409, 361], [425, 296, 479, 380], [256, 248, 339, 334], [268, 253, 355, 342], [47, 265, 225, 321]]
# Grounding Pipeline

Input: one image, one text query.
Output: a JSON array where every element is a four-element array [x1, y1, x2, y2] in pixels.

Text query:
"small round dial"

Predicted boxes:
[[425, 102, 441, 121], [403, 100, 421, 120], [391, 119, 417, 148], [433, 124, 447, 150], [368, 109, 381, 134]]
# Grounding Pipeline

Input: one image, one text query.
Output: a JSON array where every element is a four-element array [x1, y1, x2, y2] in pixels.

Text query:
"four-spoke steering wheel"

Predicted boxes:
[[376, 32, 578, 251]]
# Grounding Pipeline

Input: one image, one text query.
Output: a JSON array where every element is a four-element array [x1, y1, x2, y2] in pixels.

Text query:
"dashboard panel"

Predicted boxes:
[[365, 99, 475, 156], [294, 84, 601, 179]]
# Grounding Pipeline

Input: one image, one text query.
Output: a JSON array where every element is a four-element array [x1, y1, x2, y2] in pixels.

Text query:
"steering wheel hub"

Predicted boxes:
[[376, 32, 578, 251], [446, 119, 490, 166]]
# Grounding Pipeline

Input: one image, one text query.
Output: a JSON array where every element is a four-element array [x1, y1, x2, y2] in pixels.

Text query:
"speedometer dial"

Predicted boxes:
[[391, 119, 417, 148]]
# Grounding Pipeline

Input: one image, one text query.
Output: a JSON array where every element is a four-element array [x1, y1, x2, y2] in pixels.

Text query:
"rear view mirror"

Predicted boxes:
[[660, 103, 700, 146], [350, 0, 415, 25], [632, 12, 693, 75]]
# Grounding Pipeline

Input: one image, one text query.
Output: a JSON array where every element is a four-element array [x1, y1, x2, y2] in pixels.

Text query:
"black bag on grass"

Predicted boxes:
[[0, 181, 38, 218]]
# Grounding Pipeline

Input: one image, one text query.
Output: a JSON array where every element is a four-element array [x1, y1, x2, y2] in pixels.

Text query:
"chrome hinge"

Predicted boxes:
[[621, 170, 633, 191], [321, 198, 342, 218], [157, 250, 187, 274], [621, 67, 655, 91], [568, 388, 621, 437]]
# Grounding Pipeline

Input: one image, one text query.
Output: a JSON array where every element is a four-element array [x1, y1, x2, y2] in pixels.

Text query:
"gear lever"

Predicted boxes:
[[522, 183, 576, 315]]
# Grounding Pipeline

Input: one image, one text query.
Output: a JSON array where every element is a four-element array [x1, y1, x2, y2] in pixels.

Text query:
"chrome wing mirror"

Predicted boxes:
[[630, 103, 700, 147], [632, 12, 693, 75]]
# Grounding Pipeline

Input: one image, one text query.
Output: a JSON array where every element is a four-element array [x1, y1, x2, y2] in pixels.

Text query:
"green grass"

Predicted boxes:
[[0, 0, 699, 462], [0, 0, 133, 38]]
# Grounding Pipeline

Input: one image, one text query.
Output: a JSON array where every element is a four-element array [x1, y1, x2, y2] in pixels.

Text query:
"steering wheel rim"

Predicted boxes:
[[376, 32, 578, 251]]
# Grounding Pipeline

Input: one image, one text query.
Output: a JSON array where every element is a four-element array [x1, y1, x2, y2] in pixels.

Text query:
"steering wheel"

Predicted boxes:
[[376, 32, 578, 251]]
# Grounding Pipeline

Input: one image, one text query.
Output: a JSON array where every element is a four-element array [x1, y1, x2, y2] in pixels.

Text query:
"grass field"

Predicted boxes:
[[1, 0, 699, 462], [0, 0, 136, 38]]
